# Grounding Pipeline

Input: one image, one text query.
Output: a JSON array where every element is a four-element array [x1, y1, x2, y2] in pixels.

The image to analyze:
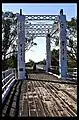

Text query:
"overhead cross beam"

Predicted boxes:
[[25, 15, 59, 37], [25, 22, 59, 37], [25, 24, 53, 37], [25, 15, 58, 21]]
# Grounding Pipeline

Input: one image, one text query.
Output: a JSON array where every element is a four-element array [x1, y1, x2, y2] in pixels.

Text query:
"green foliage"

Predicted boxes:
[[2, 18, 13, 70], [7, 55, 17, 68], [26, 59, 35, 67], [2, 11, 38, 70], [67, 17, 77, 30], [52, 17, 77, 69], [55, 39, 59, 46], [37, 59, 46, 65], [7, 58, 14, 68], [2, 11, 17, 63], [2, 19, 12, 54], [51, 49, 59, 65]]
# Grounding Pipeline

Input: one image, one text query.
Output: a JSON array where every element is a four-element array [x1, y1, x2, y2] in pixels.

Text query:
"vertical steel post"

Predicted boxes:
[[59, 9, 67, 79], [17, 9, 26, 80], [46, 30, 51, 72]]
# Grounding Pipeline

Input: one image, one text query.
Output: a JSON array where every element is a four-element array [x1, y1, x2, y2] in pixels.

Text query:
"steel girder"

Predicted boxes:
[[25, 22, 59, 37], [25, 24, 53, 37], [24, 15, 59, 37], [25, 15, 59, 21]]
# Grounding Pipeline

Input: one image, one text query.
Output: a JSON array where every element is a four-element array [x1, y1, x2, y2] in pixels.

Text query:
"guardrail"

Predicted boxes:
[[2, 68, 16, 103], [50, 66, 77, 80], [36, 64, 77, 80], [2, 68, 14, 79], [67, 68, 77, 80]]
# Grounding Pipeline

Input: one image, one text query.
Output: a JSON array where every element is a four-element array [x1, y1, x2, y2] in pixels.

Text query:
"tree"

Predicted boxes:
[[51, 17, 77, 69], [2, 18, 12, 70], [67, 17, 77, 62], [2, 11, 17, 70], [37, 59, 46, 65], [51, 49, 59, 66], [2, 11, 37, 70], [7, 55, 17, 68], [26, 59, 35, 67]]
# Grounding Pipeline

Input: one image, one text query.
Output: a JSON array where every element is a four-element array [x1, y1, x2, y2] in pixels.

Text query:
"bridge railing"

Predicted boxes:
[[67, 68, 77, 80], [37, 64, 77, 80], [50, 66, 77, 79], [50, 66, 77, 80], [2, 68, 16, 103]]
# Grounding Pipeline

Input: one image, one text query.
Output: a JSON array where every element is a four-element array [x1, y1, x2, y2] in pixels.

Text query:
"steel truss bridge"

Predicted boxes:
[[2, 9, 77, 117], [17, 9, 68, 80]]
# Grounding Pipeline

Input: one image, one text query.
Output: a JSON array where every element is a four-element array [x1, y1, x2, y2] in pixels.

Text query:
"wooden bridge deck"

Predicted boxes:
[[2, 69, 77, 117]]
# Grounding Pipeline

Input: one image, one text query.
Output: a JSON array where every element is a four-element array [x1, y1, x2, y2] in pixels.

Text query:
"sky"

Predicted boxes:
[[2, 3, 77, 63]]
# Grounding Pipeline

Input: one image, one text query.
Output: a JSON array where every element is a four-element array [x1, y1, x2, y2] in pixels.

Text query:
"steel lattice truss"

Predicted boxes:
[[24, 15, 59, 38], [25, 15, 59, 21]]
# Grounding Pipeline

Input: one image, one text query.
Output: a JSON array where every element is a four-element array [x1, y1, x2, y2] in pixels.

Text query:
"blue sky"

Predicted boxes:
[[2, 3, 77, 63]]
